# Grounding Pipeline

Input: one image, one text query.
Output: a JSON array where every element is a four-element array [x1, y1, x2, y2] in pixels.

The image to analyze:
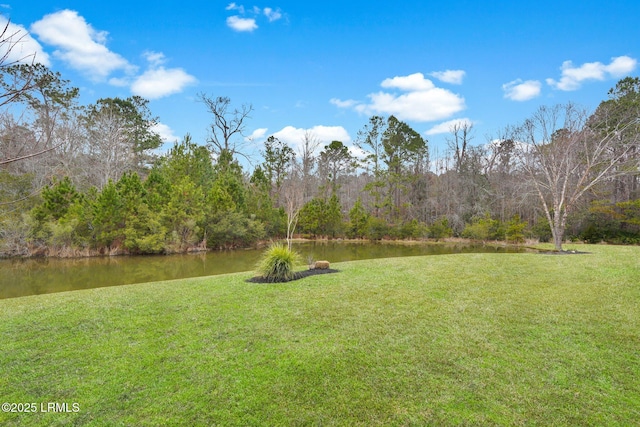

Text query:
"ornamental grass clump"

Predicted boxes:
[[256, 243, 301, 282]]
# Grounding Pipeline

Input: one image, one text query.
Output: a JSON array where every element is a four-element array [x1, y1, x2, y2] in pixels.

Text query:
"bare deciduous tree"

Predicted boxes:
[[82, 105, 136, 188], [0, 22, 44, 167], [0, 19, 37, 109], [198, 94, 253, 159], [515, 103, 640, 251], [447, 121, 474, 173], [298, 130, 320, 203]]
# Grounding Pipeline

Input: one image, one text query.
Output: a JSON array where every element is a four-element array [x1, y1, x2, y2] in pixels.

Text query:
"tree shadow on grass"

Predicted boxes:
[[247, 269, 340, 284]]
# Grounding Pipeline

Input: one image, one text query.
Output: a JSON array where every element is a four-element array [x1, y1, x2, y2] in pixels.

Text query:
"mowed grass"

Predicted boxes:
[[1, 245, 639, 426]]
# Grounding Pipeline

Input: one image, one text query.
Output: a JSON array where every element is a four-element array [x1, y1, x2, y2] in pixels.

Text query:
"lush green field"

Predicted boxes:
[[1, 245, 639, 426]]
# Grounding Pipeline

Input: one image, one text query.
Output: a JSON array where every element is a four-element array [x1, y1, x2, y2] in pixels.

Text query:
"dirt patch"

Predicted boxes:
[[247, 268, 340, 283]]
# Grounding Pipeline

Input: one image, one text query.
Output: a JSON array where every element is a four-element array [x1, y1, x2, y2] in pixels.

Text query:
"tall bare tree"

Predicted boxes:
[[82, 103, 135, 188], [298, 130, 320, 203], [515, 103, 639, 251], [447, 121, 474, 173], [79, 97, 160, 188], [198, 94, 252, 159], [0, 63, 79, 211], [484, 127, 525, 222]]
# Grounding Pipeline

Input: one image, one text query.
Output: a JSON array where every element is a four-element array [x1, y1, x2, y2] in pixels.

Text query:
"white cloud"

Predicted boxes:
[[142, 50, 166, 67], [131, 67, 197, 99], [23, 10, 194, 99], [263, 7, 282, 22], [226, 16, 258, 32], [330, 98, 358, 108], [502, 79, 542, 101], [429, 69, 466, 85], [381, 72, 435, 91], [605, 56, 638, 77], [225, 4, 284, 31], [425, 118, 473, 135], [271, 125, 352, 153], [332, 72, 465, 122], [151, 122, 180, 143], [368, 89, 465, 121], [0, 18, 50, 66], [245, 127, 268, 142], [546, 55, 637, 91], [225, 2, 244, 13], [128, 49, 196, 99], [107, 77, 130, 87], [30, 9, 134, 81]]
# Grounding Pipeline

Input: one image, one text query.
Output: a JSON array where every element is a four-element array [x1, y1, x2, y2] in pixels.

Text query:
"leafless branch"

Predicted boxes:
[[197, 93, 253, 157]]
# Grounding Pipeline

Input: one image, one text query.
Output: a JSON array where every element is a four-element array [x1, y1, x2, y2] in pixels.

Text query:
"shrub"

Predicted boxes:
[[462, 213, 504, 241], [505, 214, 527, 243], [428, 217, 453, 240], [366, 217, 390, 241], [531, 219, 552, 243], [398, 219, 427, 240], [256, 243, 301, 282], [347, 198, 369, 239], [206, 211, 266, 249]]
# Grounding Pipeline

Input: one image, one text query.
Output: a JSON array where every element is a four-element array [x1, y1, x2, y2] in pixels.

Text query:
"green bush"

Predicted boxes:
[[531, 219, 552, 243], [462, 213, 504, 241], [256, 243, 301, 282], [206, 211, 266, 249], [505, 214, 527, 243], [347, 198, 369, 239], [428, 217, 453, 240], [366, 217, 390, 241], [397, 219, 427, 240]]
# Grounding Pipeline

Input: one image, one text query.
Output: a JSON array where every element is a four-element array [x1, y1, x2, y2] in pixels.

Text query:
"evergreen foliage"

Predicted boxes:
[[347, 198, 369, 238], [366, 217, 390, 241], [298, 195, 344, 238], [2, 64, 640, 257], [428, 218, 453, 240], [505, 214, 527, 243], [462, 213, 504, 241]]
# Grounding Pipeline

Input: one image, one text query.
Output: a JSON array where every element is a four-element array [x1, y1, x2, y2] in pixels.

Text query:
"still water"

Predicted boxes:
[[0, 241, 527, 299]]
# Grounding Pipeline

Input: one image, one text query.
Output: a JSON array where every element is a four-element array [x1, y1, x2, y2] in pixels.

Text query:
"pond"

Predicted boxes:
[[0, 241, 529, 299]]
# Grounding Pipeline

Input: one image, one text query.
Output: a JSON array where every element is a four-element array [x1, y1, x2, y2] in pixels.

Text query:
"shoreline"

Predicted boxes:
[[0, 237, 539, 260]]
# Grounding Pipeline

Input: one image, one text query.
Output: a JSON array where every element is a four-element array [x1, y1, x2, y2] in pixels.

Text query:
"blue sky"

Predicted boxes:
[[2, 1, 639, 163]]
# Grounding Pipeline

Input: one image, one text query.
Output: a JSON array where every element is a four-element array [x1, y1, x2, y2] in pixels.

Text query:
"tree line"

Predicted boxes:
[[1, 60, 639, 256]]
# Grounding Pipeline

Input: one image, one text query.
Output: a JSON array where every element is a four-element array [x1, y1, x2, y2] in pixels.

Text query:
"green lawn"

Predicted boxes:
[[1, 245, 639, 426]]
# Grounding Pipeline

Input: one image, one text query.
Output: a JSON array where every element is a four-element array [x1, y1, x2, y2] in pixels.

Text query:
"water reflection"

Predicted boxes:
[[0, 241, 527, 299]]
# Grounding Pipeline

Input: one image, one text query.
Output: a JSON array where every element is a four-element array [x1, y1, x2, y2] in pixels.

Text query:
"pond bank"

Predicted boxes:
[[0, 240, 532, 299]]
